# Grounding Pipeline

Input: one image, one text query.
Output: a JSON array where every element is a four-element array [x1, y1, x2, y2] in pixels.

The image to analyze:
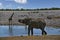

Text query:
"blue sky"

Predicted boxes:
[[0, 0, 60, 9]]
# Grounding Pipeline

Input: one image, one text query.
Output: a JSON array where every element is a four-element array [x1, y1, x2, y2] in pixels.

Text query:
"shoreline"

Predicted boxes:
[[0, 35, 60, 40]]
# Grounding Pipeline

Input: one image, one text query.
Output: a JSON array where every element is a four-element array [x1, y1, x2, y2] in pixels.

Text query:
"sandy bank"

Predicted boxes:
[[0, 35, 60, 40]]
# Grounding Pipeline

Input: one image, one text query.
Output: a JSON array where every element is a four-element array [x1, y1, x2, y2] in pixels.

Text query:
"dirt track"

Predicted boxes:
[[0, 35, 60, 40]]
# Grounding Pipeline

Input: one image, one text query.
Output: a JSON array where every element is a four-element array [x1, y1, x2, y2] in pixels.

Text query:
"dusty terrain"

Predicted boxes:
[[0, 10, 60, 27], [0, 35, 60, 40]]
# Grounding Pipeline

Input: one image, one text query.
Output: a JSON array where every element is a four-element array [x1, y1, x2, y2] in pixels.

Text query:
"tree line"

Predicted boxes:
[[0, 8, 60, 11]]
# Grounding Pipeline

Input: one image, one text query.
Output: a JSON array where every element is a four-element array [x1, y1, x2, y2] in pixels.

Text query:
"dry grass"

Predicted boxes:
[[0, 35, 60, 40]]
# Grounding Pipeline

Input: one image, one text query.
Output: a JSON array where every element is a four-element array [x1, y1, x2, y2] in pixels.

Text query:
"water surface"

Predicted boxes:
[[0, 25, 60, 37]]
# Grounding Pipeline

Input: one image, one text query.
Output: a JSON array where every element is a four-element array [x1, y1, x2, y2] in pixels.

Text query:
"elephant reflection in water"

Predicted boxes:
[[18, 18, 47, 36]]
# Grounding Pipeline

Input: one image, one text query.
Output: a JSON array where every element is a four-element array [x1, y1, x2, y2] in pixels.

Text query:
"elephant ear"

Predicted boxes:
[[18, 19, 24, 23], [24, 18, 32, 25], [18, 19, 21, 22]]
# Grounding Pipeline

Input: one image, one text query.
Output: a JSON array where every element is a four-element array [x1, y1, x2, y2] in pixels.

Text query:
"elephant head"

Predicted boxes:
[[18, 18, 31, 25]]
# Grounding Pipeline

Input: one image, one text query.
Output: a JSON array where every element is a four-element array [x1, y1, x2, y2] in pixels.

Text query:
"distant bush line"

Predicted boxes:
[[0, 8, 60, 11]]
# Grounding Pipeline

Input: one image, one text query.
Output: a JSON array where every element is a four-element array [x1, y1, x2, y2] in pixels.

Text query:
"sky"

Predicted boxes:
[[0, 0, 60, 9]]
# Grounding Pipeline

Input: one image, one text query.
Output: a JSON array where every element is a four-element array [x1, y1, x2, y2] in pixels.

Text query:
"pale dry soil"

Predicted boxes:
[[0, 35, 60, 40]]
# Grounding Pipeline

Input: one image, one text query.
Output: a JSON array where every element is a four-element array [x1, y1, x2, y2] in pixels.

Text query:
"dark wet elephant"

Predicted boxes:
[[18, 18, 47, 36]]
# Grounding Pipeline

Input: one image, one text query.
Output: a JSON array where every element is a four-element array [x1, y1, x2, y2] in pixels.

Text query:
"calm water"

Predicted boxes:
[[0, 25, 60, 37]]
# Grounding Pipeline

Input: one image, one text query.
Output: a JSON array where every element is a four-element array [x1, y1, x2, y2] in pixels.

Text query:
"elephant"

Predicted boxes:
[[18, 18, 47, 36]]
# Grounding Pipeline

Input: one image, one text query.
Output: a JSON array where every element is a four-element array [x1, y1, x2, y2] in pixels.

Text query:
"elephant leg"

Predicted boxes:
[[42, 29, 47, 35], [41, 29, 44, 35], [44, 30, 47, 35], [28, 27, 30, 36], [41, 28, 47, 35], [31, 28, 33, 36]]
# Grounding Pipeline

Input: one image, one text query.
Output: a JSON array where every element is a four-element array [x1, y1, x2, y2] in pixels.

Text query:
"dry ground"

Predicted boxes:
[[0, 35, 60, 40]]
